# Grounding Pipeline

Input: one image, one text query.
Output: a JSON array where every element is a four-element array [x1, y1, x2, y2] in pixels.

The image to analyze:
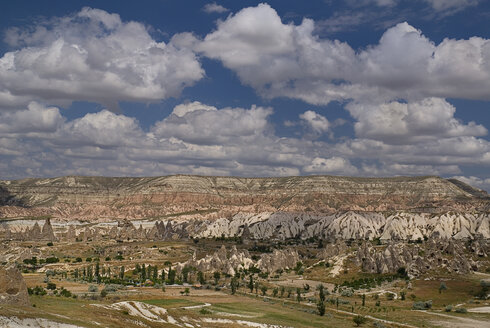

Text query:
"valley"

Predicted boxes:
[[0, 175, 489, 327]]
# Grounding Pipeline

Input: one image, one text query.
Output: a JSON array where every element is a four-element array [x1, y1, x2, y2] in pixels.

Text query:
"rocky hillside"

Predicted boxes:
[[0, 175, 488, 220]]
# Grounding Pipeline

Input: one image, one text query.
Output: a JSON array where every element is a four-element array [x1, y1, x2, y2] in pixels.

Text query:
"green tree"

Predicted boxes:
[[95, 262, 100, 282], [198, 271, 205, 285], [272, 288, 278, 297], [153, 265, 158, 281], [87, 265, 93, 282], [317, 299, 325, 316], [248, 275, 254, 293], [260, 285, 268, 296], [120, 266, 125, 280], [168, 269, 176, 285], [231, 277, 238, 295], [280, 285, 285, 298], [439, 282, 447, 294], [213, 271, 221, 285], [182, 266, 190, 283], [296, 288, 302, 303], [362, 293, 366, 306], [141, 264, 146, 282], [317, 284, 325, 302]]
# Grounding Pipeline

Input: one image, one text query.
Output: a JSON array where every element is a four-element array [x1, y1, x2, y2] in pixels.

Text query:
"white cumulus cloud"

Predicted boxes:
[[299, 110, 330, 134], [0, 7, 204, 110], [203, 2, 229, 13], [346, 98, 487, 144], [198, 4, 490, 105]]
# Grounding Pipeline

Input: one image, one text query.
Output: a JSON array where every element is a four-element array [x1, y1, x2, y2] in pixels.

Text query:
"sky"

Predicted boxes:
[[0, 0, 489, 191]]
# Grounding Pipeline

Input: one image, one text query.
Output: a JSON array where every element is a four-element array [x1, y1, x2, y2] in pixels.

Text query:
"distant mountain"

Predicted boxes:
[[0, 175, 488, 220]]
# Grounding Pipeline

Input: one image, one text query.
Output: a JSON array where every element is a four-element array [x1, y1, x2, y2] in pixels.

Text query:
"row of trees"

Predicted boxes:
[[70, 262, 229, 287]]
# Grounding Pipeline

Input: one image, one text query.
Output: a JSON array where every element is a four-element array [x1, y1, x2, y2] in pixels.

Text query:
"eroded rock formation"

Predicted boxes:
[[353, 239, 487, 276], [0, 265, 30, 306], [175, 245, 299, 276]]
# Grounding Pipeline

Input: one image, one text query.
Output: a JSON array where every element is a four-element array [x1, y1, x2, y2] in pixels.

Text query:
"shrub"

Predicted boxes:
[[100, 289, 108, 298], [45, 257, 59, 264], [46, 282, 56, 290], [103, 284, 118, 293], [88, 285, 98, 293], [455, 307, 467, 313], [47, 242, 54, 247], [199, 308, 212, 315], [29, 286, 47, 296], [412, 300, 432, 310], [353, 315, 367, 326], [340, 288, 353, 297], [445, 305, 453, 312], [400, 291, 406, 300], [59, 288, 72, 297]]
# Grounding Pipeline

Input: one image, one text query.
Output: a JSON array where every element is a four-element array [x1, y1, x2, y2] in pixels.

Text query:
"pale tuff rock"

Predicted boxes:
[[176, 246, 299, 276], [40, 218, 56, 241], [319, 241, 348, 259], [3, 211, 490, 242], [257, 249, 300, 273], [353, 239, 487, 276], [0, 265, 30, 306], [192, 211, 490, 241]]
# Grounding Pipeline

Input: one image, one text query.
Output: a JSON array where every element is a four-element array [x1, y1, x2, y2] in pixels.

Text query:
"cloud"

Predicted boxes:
[[0, 102, 64, 134], [203, 2, 229, 14], [0, 7, 204, 110], [171, 101, 217, 117], [346, 98, 487, 144], [58, 110, 144, 148], [299, 110, 330, 134], [303, 157, 358, 175], [450, 175, 490, 192], [0, 101, 488, 192], [362, 163, 461, 176], [152, 103, 273, 145], [198, 4, 490, 105], [424, 0, 479, 12]]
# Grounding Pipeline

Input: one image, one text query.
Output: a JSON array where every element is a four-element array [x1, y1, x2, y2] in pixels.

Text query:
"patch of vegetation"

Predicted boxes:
[[412, 300, 432, 310]]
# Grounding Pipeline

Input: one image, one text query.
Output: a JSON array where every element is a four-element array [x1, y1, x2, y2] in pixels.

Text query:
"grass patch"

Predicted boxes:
[[142, 298, 202, 308]]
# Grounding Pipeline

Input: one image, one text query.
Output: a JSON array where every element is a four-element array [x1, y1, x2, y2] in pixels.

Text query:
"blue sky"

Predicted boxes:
[[0, 0, 489, 191]]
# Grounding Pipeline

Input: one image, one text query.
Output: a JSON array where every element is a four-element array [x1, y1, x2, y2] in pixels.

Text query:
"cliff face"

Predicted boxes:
[[0, 175, 488, 220]]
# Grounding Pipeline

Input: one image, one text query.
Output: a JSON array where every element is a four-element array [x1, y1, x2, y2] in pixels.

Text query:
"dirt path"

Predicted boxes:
[[468, 306, 490, 313], [417, 310, 490, 328]]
